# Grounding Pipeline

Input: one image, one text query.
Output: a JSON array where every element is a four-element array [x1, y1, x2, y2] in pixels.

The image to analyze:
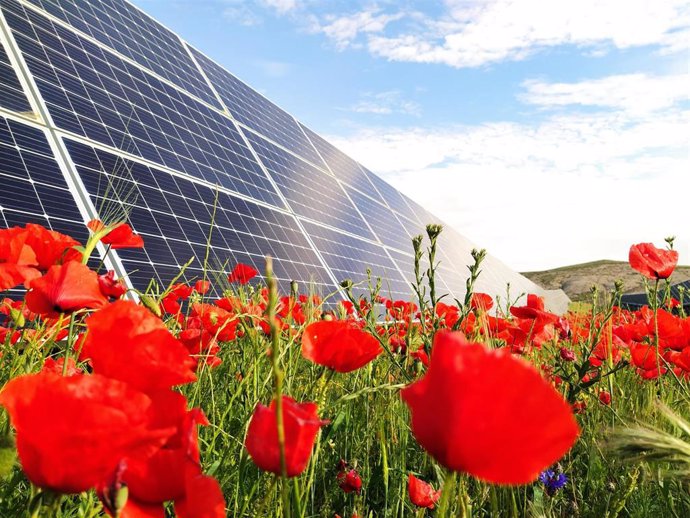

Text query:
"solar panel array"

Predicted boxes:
[[0, 0, 562, 308]]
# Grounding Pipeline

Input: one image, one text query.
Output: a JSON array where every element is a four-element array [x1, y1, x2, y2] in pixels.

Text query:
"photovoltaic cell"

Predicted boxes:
[[0, 115, 87, 241], [299, 123, 375, 190], [64, 137, 334, 294], [342, 185, 417, 252], [1, 0, 284, 207], [0, 37, 31, 112], [359, 165, 429, 226], [244, 130, 377, 241], [20, 0, 219, 106], [300, 220, 412, 300], [189, 46, 325, 167]]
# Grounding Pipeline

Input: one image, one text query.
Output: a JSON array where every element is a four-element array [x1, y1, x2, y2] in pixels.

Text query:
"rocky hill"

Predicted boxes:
[[522, 260, 690, 302]]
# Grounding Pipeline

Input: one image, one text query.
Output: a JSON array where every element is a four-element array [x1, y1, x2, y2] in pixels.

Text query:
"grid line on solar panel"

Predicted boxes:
[[0, 33, 32, 113], [63, 137, 335, 294], [187, 45, 326, 168], [0, 0, 285, 207], [358, 164, 431, 225], [0, 115, 89, 243], [18, 0, 219, 106], [242, 129, 379, 242], [300, 219, 413, 299], [341, 184, 421, 253], [298, 123, 383, 191]]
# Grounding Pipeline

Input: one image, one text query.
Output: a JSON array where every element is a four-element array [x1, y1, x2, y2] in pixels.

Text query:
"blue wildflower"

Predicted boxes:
[[539, 469, 568, 496]]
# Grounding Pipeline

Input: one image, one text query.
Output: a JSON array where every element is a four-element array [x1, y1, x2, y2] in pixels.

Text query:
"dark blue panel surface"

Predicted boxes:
[[189, 46, 325, 167], [2, 0, 284, 207], [244, 131, 376, 241], [0, 38, 31, 113], [19, 0, 219, 106], [360, 165, 428, 225], [343, 186, 418, 253], [0, 115, 86, 241], [300, 220, 411, 300], [65, 138, 334, 294], [300, 124, 376, 190]]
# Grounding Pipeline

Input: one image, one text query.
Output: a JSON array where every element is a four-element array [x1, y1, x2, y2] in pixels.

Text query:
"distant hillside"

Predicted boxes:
[[522, 260, 690, 302]]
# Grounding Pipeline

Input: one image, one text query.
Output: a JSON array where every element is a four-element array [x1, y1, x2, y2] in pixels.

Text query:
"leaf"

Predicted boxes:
[[0, 434, 17, 479]]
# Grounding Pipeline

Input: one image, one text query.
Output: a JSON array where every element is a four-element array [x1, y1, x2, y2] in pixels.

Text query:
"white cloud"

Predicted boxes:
[[310, 9, 405, 50], [223, 3, 262, 26], [327, 73, 689, 270], [258, 0, 299, 15], [521, 73, 689, 115], [314, 0, 689, 67], [348, 90, 421, 116]]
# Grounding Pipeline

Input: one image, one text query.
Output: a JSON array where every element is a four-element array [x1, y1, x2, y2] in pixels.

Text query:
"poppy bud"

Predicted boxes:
[[598, 391, 612, 405], [245, 396, 328, 477], [337, 469, 362, 494]]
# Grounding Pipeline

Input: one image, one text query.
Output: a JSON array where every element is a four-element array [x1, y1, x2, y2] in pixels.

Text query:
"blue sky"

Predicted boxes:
[[132, 0, 689, 271]]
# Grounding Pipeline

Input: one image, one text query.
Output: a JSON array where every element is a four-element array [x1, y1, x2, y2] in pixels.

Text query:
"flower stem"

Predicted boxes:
[[266, 256, 291, 517], [437, 470, 456, 518]]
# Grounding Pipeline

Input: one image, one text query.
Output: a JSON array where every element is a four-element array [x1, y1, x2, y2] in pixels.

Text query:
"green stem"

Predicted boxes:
[[652, 279, 662, 383], [266, 257, 291, 518], [437, 471, 456, 518]]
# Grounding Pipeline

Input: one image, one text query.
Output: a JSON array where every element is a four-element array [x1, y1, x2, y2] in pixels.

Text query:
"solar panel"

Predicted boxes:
[[243, 129, 377, 241], [300, 220, 412, 300], [65, 137, 334, 293], [0, 114, 88, 241], [0, 37, 31, 112], [20, 0, 219, 106], [189, 46, 326, 167], [0, 0, 566, 311], [2, 0, 283, 207]]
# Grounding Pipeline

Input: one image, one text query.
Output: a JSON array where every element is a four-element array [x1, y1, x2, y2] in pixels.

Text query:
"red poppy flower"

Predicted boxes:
[[88, 219, 144, 249], [174, 469, 226, 518], [124, 391, 207, 503], [0, 227, 41, 289], [161, 293, 182, 314], [0, 372, 174, 494], [245, 396, 328, 477], [194, 279, 210, 294], [191, 303, 239, 342], [25, 262, 108, 317], [337, 469, 362, 494], [598, 391, 612, 405], [470, 292, 494, 312], [80, 301, 197, 393], [170, 283, 194, 299], [435, 302, 460, 328], [408, 474, 441, 509], [228, 263, 258, 284], [42, 357, 81, 376], [401, 331, 579, 484], [302, 320, 383, 373], [98, 270, 127, 299], [510, 294, 557, 325], [629, 342, 661, 371], [629, 242, 678, 280], [24, 223, 81, 268]]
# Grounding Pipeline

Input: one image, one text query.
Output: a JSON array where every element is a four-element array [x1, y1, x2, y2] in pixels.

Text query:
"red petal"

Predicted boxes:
[[401, 331, 579, 484], [245, 396, 327, 477], [302, 320, 382, 373], [80, 300, 197, 393], [25, 262, 108, 317], [0, 372, 173, 494]]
